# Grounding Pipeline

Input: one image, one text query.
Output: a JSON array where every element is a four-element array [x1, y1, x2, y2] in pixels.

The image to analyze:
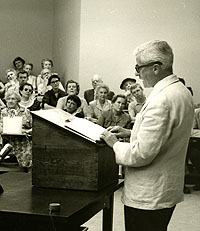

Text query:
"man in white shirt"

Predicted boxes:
[[101, 40, 194, 231]]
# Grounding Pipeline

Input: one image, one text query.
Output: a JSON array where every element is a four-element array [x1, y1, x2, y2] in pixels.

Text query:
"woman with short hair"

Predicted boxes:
[[0, 90, 32, 170], [89, 83, 112, 123], [42, 74, 66, 109], [57, 80, 90, 117], [19, 83, 42, 111], [97, 94, 132, 129], [13, 56, 25, 73], [64, 95, 84, 118], [23, 63, 37, 93], [4, 69, 19, 93]]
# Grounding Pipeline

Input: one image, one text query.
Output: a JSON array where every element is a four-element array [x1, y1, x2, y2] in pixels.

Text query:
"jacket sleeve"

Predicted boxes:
[[113, 100, 171, 167]]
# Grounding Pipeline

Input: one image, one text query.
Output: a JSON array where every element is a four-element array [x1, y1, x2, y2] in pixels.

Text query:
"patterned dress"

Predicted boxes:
[[0, 106, 32, 168]]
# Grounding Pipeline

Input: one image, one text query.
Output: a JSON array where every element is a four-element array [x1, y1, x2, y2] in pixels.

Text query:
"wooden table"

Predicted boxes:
[[0, 172, 123, 231]]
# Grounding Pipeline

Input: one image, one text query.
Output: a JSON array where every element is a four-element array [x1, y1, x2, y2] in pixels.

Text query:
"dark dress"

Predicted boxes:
[[42, 89, 66, 108]]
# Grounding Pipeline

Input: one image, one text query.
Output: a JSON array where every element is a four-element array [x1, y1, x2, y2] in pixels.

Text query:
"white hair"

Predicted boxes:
[[5, 90, 21, 103], [133, 40, 174, 70], [91, 74, 103, 82]]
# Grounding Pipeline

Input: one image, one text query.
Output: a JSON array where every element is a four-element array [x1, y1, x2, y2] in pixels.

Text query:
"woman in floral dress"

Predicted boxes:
[[0, 90, 32, 170]]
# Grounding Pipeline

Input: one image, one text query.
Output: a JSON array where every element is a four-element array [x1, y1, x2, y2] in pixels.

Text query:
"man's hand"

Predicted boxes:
[[100, 130, 118, 148], [107, 126, 131, 138]]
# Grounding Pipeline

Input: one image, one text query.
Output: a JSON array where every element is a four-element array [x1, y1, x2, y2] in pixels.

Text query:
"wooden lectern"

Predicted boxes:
[[31, 109, 118, 191]]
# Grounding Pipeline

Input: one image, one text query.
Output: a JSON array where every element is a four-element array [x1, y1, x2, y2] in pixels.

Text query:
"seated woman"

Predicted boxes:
[[0, 90, 32, 170], [97, 94, 131, 179], [97, 94, 132, 129], [13, 56, 25, 73], [57, 80, 90, 117], [23, 63, 37, 93], [41, 58, 53, 70], [4, 69, 19, 93], [19, 83, 42, 111], [42, 74, 66, 109], [120, 77, 136, 107], [64, 95, 84, 118], [89, 83, 112, 123]]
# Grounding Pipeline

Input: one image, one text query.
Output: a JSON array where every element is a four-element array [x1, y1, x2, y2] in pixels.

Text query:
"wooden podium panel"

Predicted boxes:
[[32, 111, 118, 191]]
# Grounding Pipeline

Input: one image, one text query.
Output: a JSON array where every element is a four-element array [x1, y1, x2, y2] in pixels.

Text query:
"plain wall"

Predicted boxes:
[[0, 0, 54, 81], [0, 1, 200, 103], [53, 0, 81, 86], [79, 0, 200, 103]]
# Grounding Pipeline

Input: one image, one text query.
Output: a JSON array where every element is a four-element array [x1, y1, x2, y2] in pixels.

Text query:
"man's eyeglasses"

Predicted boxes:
[[24, 88, 33, 93], [135, 61, 162, 73]]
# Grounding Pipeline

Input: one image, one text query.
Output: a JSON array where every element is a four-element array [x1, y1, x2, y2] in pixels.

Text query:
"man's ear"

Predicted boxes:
[[153, 64, 161, 75]]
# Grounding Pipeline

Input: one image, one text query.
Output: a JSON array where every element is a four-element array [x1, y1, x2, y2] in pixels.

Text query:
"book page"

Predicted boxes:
[[32, 108, 73, 128], [65, 117, 105, 142], [32, 109, 105, 142]]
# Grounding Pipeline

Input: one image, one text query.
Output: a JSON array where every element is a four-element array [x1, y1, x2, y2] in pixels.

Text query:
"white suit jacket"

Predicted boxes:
[[113, 74, 194, 210]]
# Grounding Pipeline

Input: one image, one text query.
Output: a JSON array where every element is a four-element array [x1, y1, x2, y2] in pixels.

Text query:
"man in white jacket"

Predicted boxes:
[[101, 40, 194, 231]]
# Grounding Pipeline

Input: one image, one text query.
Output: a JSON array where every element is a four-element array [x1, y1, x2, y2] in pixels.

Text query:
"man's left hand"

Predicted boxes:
[[100, 130, 118, 148]]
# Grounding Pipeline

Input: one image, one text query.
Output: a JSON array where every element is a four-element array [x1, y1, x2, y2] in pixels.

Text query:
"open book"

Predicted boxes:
[[64, 117, 105, 142], [31, 109, 105, 143]]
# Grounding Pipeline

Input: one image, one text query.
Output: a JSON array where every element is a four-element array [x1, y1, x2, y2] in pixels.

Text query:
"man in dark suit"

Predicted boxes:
[[84, 74, 114, 104]]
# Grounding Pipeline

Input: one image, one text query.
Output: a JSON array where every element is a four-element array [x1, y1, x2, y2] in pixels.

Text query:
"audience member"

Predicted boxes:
[[63, 94, 84, 118], [57, 80, 90, 117], [17, 70, 29, 87], [89, 83, 112, 123], [19, 83, 42, 111], [0, 81, 5, 99], [41, 58, 53, 70], [178, 77, 195, 193], [187, 108, 200, 190], [23, 63, 37, 92], [4, 69, 19, 93], [84, 74, 115, 104], [42, 74, 66, 109], [128, 83, 146, 122], [178, 77, 194, 96], [0, 90, 32, 171], [37, 68, 51, 95], [120, 77, 136, 106], [37, 68, 65, 95], [98, 94, 132, 179], [13, 56, 25, 73], [97, 94, 132, 129]]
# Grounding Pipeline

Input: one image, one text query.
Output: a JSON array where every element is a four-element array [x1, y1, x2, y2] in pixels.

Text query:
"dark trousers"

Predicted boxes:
[[124, 205, 175, 231]]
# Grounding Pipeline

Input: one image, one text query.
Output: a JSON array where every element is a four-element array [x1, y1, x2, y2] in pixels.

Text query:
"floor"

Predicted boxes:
[[83, 185, 200, 231]]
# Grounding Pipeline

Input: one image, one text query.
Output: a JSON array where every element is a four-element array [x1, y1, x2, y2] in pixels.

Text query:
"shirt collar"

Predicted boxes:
[[148, 74, 178, 101]]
